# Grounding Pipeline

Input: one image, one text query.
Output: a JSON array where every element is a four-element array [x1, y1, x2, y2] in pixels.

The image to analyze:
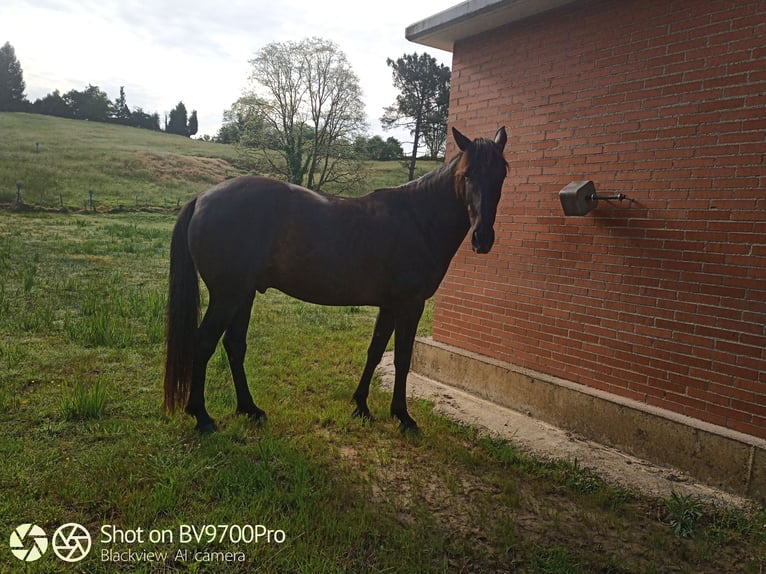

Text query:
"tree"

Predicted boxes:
[[0, 42, 27, 111], [111, 86, 132, 125], [30, 90, 70, 118], [26, 83, 162, 130], [218, 95, 275, 146], [381, 136, 404, 160], [243, 37, 367, 190], [420, 80, 450, 160], [62, 85, 111, 121], [187, 110, 198, 137], [167, 101, 189, 136], [131, 107, 161, 131], [354, 135, 403, 161], [381, 53, 450, 180]]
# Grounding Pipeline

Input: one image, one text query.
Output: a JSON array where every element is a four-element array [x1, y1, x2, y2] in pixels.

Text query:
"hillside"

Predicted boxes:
[[0, 113, 439, 210], [0, 113, 244, 209]]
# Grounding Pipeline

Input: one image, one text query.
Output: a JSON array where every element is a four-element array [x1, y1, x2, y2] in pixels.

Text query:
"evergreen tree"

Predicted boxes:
[[0, 42, 27, 111], [63, 85, 110, 121], [381, 53, 450, 179], [111, 86, 132, 125], [30, 90, 70, 117], [132, 107, 161, 130], [355, 135, 403, 160], [187, 110, 198, 137], [167, 101, 189, 135]]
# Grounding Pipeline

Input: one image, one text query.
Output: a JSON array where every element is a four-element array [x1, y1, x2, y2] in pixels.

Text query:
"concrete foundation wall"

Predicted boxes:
[[413, 337, 766, 502]]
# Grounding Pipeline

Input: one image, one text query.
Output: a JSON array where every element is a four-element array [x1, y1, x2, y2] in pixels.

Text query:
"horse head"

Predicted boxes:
[[453, 127, 508, 254]]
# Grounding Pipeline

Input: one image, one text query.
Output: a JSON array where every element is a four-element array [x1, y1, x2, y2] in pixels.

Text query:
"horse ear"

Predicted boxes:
[[494, 126, 507, 150], [452, 127, 471, 151]]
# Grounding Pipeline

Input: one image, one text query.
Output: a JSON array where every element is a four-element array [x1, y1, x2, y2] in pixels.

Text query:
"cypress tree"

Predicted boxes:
[[167, 102, 189, 136], [0, 42, 27, 111]]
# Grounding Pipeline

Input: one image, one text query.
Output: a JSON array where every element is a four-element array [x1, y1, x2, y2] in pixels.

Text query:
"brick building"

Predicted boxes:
[[407, 0, 766, 499]]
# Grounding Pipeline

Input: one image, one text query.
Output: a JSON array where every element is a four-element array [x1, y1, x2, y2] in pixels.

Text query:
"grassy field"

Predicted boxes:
[[0, 112, 439, 209], [1, 113, 765, 573]]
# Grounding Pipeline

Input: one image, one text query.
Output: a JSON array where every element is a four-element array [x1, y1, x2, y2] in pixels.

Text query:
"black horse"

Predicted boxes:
[[164, 126, 508, 433]]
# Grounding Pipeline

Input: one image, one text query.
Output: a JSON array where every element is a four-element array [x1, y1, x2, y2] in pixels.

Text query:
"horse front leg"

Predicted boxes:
[[391, 300, 425, 434], [352, 307, 395, 421]]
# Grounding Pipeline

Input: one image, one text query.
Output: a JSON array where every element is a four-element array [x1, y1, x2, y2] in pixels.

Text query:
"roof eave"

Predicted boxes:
[[406, 0, 581, 52]]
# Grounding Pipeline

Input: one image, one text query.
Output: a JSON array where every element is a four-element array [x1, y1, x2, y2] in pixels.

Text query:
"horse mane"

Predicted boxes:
[[454, 153, 469, 200], [383, 155, 458, 195], [385, 136, 508, 199]]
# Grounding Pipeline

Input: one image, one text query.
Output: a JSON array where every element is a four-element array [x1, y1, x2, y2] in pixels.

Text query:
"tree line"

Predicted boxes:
[[2, 37, 451, 190], [0, 42, 198, 136]]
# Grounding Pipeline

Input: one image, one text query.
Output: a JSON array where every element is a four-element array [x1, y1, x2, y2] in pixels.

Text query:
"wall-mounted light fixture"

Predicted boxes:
[[559, 180, 628, 216]]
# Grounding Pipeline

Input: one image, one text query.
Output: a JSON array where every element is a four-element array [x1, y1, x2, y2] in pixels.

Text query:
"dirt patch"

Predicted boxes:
[[376, 352, 749, 509], [135, 152, 239, 184]]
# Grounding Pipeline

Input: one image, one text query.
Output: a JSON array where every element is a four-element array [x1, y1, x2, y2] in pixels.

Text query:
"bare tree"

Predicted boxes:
[[244, 37, 367, 191]]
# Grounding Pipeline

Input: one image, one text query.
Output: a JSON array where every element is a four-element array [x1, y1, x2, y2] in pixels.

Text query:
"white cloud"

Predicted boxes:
[[1, 0, 452, 143]]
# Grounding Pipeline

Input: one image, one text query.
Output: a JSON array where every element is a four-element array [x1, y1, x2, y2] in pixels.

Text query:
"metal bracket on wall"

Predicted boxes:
[[559, 180, 628, 216]]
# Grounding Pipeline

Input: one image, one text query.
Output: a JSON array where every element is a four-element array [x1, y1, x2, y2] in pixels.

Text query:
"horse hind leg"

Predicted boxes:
[[352, 308, 395, 421], [223, 294, 266, 422], [186, 298, 234, 433]]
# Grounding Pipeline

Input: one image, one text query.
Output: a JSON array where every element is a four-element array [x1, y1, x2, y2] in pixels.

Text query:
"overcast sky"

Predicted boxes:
[[2, 0, 453, 144]]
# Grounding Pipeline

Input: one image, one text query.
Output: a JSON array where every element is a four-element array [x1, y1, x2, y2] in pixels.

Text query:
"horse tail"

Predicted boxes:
[[164, 196, 200, 413]]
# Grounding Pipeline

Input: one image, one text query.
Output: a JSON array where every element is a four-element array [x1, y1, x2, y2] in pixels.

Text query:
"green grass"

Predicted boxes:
[[1, 213, 765, 574], [0, 114, 764, 573], [0, 112, 440, 209], [60, 379, 108, 421]]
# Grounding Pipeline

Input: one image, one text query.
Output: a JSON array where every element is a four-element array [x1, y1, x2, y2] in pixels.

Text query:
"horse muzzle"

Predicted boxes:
[[471, 227, 495, 254]]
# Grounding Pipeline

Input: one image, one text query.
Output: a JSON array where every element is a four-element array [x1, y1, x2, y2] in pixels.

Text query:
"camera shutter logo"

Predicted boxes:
[[51, 523, 92, 562], [9, 523, 48, 562]]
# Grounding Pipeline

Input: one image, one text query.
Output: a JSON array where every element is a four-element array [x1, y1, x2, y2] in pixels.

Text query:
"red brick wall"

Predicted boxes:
[[436, 0, 766, 439]]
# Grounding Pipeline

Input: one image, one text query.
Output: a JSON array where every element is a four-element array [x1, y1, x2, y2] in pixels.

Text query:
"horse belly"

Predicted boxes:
[[268, 248, 390, 307]]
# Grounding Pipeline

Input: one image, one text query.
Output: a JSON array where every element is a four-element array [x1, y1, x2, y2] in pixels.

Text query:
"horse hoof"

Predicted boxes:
[[237, 407, 267, 424], [352, 407, 373, 422], [196, 420, 218, 434], [248, 411, 267, 424], [398, 420, 419, 435]]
